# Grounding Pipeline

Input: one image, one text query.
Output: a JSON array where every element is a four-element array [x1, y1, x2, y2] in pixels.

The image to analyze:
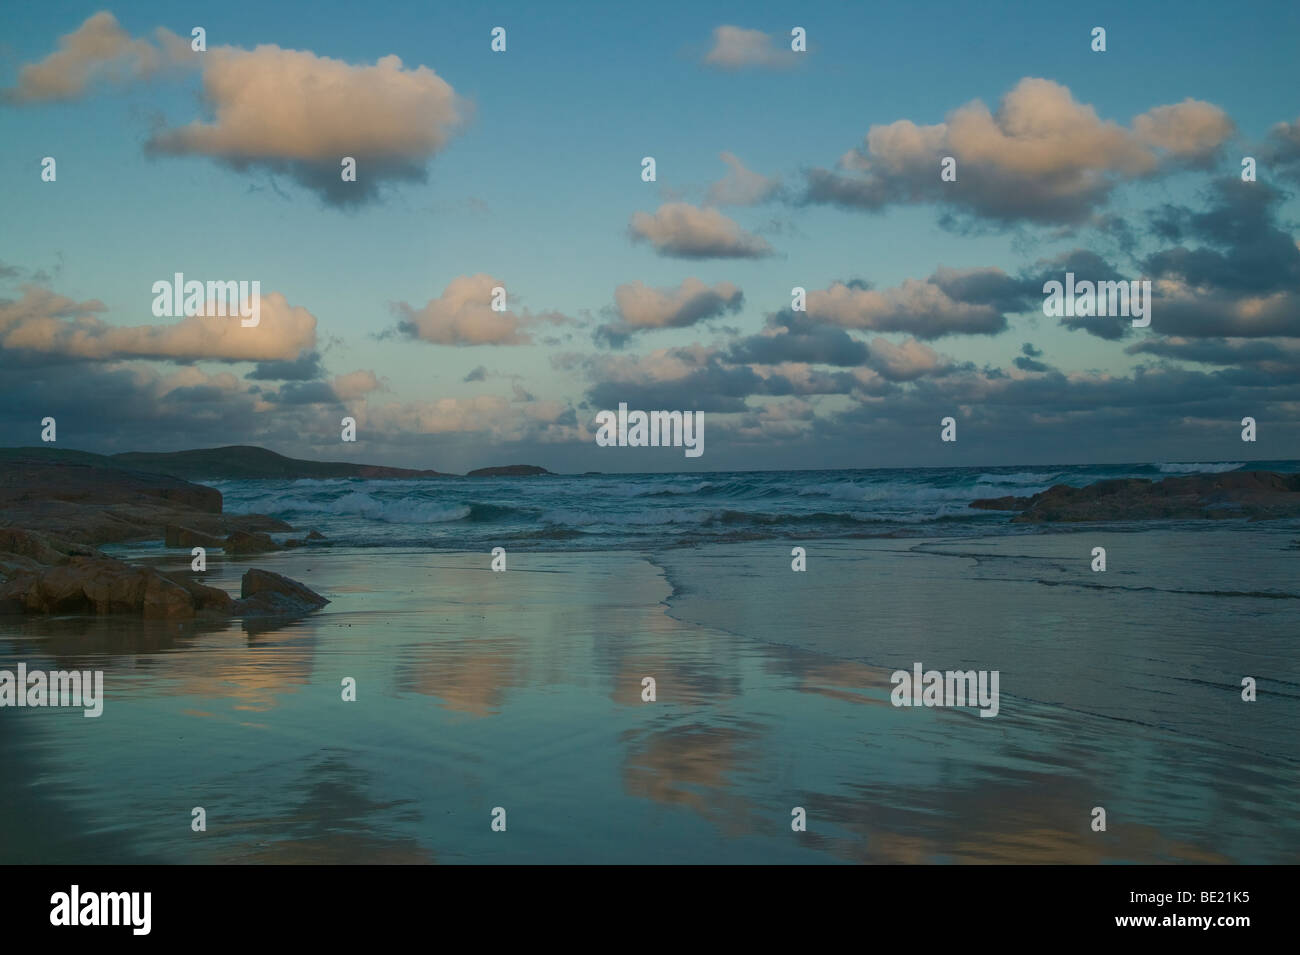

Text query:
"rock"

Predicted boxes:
[[970, 470, 1300, 522], [0, 552, 46, 581], [967, 495, 1033, 512], [283, 529, 327, 548], [161, 572, 235, 615], [0, 456, 289, 548], [0, 556, 323, 619], [0, 556, 196, 618], [165, 524, 224, 549], [224, 530, 279, 555], [235, 568, 329, 617], [142, 574, 196, 619], [0, 527, 96, 564], [0, 456, 221, 513]]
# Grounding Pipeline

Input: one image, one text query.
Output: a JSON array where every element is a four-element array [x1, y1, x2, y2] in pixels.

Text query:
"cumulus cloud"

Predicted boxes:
[[9, 13, 466, 203], [707, 152, 781, 205], [703, 26, 798, 70], [1127, 336, 1300, 375], [1023, 249, 1140, 341], [1147, 280, 1300, 339], [1132, 99, 1236, 159], [2, 11, 193, 104], [1143, 179, 1300, 296], [0, 285, 317, 361], [145, 44, 463, 204], [629, 203, 773, 258], [1129, 179, 1300, 340], [804, 268, 1024, 338], [805, 78, 1235, 225], [597, 278, 743, 345], [389, 274, 569, 346], [864, 336, 948, 381], [727, 314, 870, 366]]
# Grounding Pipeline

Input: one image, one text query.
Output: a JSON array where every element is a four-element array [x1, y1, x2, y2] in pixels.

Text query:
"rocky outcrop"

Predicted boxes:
[[0, 453, 327, 620], [0, 458, 288, 548], [970, 470, 1300, 522], [0, 527, 98, 565], [164, 524, 225, 549], [0, 557, 326, 619], [235, 568, 330, 616], [0, 557, 230, 618], [223, 530, 279, 555], [466, 464, 551, 477], [0, 454, 222, 512]]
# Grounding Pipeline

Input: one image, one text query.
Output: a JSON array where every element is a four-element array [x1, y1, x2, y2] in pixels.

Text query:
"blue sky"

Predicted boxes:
[[1, 2, 1298, 471]]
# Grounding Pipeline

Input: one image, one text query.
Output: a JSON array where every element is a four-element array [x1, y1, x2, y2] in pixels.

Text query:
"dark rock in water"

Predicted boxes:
[[165, 524, 225, 549], [161, 571, 235, 615], [235, 568, 330, 617], [970, 470, 1300, 522], [284, 529, 328, 548], [466, 464, 551, 477], [968, 495, 1033, 512], [224, 530, 279, 555]]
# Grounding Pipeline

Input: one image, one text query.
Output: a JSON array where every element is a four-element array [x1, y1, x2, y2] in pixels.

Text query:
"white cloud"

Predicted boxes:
[[392, 275, 569, 346], [703, 26, 797, 70], [0, 286, 317, 361], [2, 12, 193, 103], [629, 203, 773, 259], [707, 152, 780, 206]]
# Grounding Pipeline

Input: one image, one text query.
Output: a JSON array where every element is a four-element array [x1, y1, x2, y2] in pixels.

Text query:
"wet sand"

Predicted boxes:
[[2, 529, 1297, 863]]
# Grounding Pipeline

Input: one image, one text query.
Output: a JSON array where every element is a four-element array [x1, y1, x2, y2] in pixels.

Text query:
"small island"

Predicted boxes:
[[465, 465, 552, 477]]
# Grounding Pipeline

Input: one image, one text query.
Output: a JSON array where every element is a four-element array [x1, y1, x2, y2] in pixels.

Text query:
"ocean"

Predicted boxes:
[[2, 460, 1298, 863], [205, 459, 1300, 551]]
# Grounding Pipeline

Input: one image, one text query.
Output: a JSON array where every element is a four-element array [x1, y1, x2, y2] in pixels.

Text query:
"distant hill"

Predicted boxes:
[[0, 446, 448, 480], [466, 464, 552, 477]]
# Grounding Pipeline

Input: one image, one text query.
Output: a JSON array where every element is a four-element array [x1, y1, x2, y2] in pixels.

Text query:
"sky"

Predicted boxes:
[[1, 0, 1298, 473]]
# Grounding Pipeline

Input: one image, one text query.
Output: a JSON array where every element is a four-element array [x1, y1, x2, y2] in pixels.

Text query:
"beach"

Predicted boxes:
[[3, 510, 1296, 863]]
